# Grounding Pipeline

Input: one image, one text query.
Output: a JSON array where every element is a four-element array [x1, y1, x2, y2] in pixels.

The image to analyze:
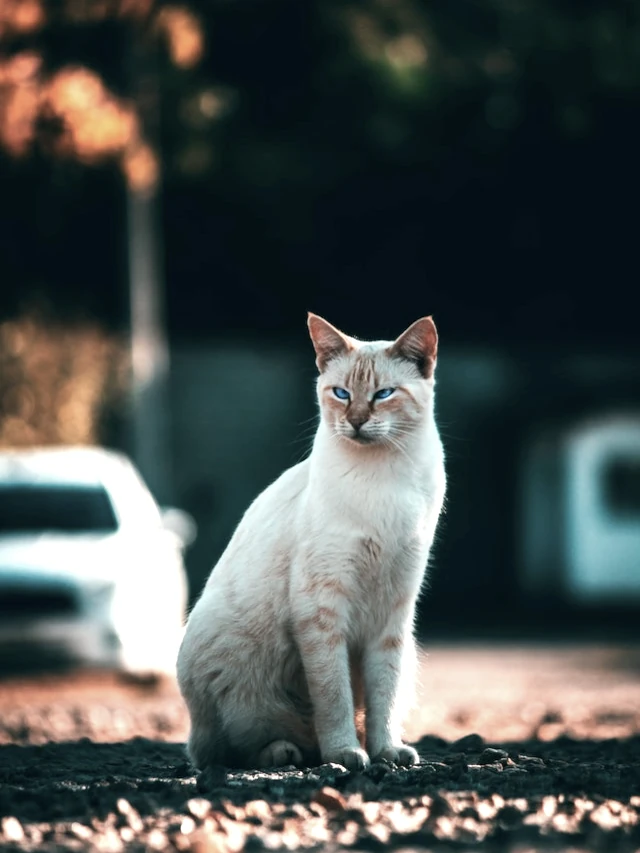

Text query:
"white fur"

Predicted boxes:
[[177, 321, 446, 771]]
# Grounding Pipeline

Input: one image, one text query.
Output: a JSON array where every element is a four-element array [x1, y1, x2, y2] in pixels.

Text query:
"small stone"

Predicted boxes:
[[449, 734, 484, 752], [518, 754, 545, 767], [361, 802, 381, 824], [100, 827, 125, 852], [311, 786, 347, 811], [244, 800, 271, 821], [70, 822, 93, 840], [181, 817, 196, 835], [416, 734, 448, 752], [2, 817, 24, 842], [188, 798, 213, 820], [173, 833, 193, 851], [316, 763, 349, 778], [478, 748, 509, 764], [147, 828, 168, 849], [116, 798, 144, 832]]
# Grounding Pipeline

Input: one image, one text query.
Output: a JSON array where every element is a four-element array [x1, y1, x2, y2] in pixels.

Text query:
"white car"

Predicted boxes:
[[0, 446, 193, 675]]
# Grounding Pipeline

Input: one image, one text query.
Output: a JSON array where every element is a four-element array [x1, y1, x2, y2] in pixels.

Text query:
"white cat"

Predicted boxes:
[[177, 314, 446, 772]]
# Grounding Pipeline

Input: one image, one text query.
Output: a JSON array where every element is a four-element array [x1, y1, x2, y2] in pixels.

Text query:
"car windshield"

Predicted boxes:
[[0, 484, 118, 534]]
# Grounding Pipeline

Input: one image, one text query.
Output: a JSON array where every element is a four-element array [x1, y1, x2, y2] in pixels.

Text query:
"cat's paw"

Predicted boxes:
[[257, 740, 303, 768], [373, 744, 419, 767], [323, 746, 370, 773]]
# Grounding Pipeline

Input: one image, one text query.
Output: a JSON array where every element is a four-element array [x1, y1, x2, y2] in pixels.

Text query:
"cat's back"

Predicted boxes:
[[205, 458, 310, 585], [242, 457, 310, 528]]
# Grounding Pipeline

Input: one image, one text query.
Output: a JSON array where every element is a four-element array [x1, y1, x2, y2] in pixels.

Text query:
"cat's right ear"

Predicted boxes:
[[388, 316, 438, 379], [307, 313, 354, 372]]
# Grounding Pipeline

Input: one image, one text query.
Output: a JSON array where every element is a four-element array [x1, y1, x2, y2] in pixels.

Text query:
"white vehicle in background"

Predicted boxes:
[[0, 446, 194, 675]]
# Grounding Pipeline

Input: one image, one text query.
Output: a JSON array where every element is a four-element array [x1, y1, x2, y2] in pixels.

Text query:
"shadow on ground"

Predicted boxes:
[[0, 643, 639, 850], [0, 734, 639, 850]]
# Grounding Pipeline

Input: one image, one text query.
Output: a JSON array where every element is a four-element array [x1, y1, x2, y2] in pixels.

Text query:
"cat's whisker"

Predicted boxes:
[[291, 429, 319, 446], [386, 428, 413, 444], [384, 435, 416, 467], [329, 428, 347, 445], [293, 447, 312, 465], [390, 439, 415, 468], [296, 415, 320, 428], [292, 421, 319, 435]]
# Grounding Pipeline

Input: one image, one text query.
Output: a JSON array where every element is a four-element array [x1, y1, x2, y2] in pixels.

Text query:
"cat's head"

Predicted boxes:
[[308, 313, 438, 447]]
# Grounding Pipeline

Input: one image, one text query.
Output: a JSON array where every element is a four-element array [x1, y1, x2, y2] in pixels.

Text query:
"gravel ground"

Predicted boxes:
[[0, 642, 639, 852]]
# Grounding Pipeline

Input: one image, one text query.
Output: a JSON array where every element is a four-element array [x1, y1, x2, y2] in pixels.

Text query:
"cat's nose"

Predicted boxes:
[[347, 414, 368, 432]]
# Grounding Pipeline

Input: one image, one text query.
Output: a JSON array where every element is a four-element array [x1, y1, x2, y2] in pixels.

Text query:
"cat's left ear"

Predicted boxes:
[[307, 313, 354, 372], [388, 316, 438, 379]]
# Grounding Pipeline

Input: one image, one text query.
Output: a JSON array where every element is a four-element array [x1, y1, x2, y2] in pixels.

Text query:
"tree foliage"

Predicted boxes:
[[1, 0, 639, 340]]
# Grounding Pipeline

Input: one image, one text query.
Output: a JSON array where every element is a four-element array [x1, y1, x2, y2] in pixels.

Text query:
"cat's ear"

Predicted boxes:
[[307, 313, 354, 372], [388, 316, 438, 378]]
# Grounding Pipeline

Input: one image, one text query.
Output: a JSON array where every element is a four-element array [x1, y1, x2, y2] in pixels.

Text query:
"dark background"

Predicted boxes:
[[1, 0, 639, 637]]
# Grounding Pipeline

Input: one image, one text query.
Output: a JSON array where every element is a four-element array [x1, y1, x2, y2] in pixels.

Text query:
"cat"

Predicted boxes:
[[177, 313, 446, 772]]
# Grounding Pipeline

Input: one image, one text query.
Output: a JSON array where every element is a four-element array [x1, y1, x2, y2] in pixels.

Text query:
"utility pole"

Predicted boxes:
[[126, 25, 172, 505]]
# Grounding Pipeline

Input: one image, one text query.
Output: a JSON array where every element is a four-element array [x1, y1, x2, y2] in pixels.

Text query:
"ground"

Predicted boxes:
[[0, 643, 639, 852]]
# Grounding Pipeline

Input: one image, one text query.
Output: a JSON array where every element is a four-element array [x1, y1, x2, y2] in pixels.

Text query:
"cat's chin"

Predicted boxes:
[[343, 433, 381, 447]]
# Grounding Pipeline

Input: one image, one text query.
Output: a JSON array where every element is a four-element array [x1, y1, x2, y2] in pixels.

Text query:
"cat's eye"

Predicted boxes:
[[374, 388, 396, 400], [332, 387, 350, 400]]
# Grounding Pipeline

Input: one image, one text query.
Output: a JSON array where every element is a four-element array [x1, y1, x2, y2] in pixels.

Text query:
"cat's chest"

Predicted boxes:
[[322, 471, 434, 544], [300, 458, 443, 630], [349, 526, 424, 590], [327, 531, 422, 641]]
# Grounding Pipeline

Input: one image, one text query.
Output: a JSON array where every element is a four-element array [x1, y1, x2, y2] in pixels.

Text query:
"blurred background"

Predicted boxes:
[[1, 0, 639, 649]]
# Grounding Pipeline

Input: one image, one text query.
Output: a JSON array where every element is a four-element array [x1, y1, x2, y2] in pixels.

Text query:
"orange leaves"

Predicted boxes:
[[155, 6, 204, 69], [0, 0, 45, 38], [0, 3, 205, 187], [44, 67, 139, 161], [0, 61, 159, 191]]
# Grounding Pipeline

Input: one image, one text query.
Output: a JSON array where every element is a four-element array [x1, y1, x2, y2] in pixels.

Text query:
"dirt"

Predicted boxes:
[[0, 643, 639, 852]]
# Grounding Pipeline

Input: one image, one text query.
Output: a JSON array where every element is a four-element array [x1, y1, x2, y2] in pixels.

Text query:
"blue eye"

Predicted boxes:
[[332, 387, 350, 400], [374, 388, 395, 400]]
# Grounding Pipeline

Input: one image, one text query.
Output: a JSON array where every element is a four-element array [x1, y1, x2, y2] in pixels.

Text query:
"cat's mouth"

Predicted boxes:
[[346, 432, 377, 445]]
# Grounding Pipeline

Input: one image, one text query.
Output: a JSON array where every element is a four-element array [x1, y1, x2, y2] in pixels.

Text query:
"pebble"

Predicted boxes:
[[316, 763, 349, 778], [116, 798, 144, 832], [188, 798, 213, 820], [478, 748, 509, 764], [1, 816, 24, 842], [450, 733, 485, 752], [181, 817, 197, 834], [311, 786, 347, 811], [70, 822, 93, 840], [518, 754, 545, 766]]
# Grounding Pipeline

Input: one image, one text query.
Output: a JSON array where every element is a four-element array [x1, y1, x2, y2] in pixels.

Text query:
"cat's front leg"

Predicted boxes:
[[293, 609, 369, 772], [363, 621, 419, 767]]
